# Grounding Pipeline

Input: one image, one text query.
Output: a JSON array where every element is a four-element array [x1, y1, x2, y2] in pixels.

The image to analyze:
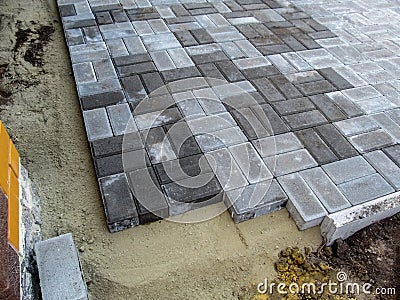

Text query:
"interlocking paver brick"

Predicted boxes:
[[349, 129, 394, 153], [296, 129, 338, 164], [326, 91, 364, 118], [334, 116, 379, 137], [127, 167, 169, 223], [166, 121, 201, 158], [314, 124, 358, 159], [364, 150, 400, 191], [229, 142, 272, 183], [161, 66, 201, 82], [216, 61, 245, 82], [295, 80, 336, 96], [269, 75, 303, 99], [264, 149, 317, 176], [107, 103, 132, 136], [267, 54, 297, 74], [252, 104, 289, 135], [231, 107, 271, 140], [309, 94, 347, 122], [195, 126, 247, 152], [318, 67, 353, 90], [135, 107, 182, 130], [300, 168, 351, 213], [252, 78, 285, 102], [278, 173, 327, 230], [224, 180, 287, 223], [83, 107, 113, 141], [283, 110, 328, 130], [356, 96, 397, 114], [370, 113, 400, 142], [187, 112, 236, 135], [205, 147, 248, 191], [272, 97, 315, 116], [338, 173, 394, 205], [99, 173, 139, 232], [322, 156, 376, 185], [253, 132, 303, 158]]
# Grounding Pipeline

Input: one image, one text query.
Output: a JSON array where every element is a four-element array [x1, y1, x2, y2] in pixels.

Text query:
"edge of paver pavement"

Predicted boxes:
[[35, 233, 88, 300], [321, 191, 400, 245]]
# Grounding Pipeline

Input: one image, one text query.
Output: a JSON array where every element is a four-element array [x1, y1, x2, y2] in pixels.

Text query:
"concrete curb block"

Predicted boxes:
[[35, 233, 88, 300], [321, 191, 400, 245]]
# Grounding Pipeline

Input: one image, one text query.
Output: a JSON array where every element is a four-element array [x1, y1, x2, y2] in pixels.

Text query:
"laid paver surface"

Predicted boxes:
[[57, 0, 400, 232]]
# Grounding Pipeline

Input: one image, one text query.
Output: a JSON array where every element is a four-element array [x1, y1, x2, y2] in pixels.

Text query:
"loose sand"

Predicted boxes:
[[0, 0, 322, 298]]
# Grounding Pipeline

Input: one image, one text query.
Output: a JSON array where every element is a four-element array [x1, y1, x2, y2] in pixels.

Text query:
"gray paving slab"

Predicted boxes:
[[205, 147, 248, 191], [224, 180, 287, 223], [299, 167, 351, 213], [338, 173, 394, 205], [364, 150, 400, 191], [264, 149, 318, 177], [322, 156, 376, 185], [334, 115, 380, 137], [348, 129, 395, 153], [278, 173, 328, 230], [253, 132, 303, 158], [83, 107, 113, 141], [229, 142, 272, 184], [35, 233, 88, 300]]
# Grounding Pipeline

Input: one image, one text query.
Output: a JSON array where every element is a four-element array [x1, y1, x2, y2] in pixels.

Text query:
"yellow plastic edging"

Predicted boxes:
[[0, 120, 20, 251]]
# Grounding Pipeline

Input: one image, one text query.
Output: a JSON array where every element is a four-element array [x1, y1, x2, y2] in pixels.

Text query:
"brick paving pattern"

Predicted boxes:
[[57, 0, 400, 232]]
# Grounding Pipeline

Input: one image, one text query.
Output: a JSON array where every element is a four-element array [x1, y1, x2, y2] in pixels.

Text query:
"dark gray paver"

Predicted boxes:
[[283, 110, 328, 130], [338, 174, 395, 205], [99, 173, 139, 232], [127, 167, 169, 223], [383, 145, 400, 167], [272, 97, 315, 116], [309, 94, 347, 122], [314, 124, 358, 159], [295, 128, 338, 164]]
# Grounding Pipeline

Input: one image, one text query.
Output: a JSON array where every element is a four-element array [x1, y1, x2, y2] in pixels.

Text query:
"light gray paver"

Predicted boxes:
[[338, 173, 395, 205], [83, 107, 113, 141], [322, 156, 376, 185], [253, 132, 303, 158], [35, 233, 88, 300], [229, 142, 272, 184], [187, 112, 236, 135], [264, 149, 317, 177], [334, 115, 380, 136], [205, 147, 248, 191], [364, 150, 400, 190], [278, 173, 328, 230], [195, 126, 247, 152], [300, 167, 351, 213], [107, 103, 133, 136], [349, 129, 394, 153], [224, 180, 287, 223]]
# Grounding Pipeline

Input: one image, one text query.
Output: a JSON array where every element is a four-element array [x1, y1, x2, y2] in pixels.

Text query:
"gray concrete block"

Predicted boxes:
[[278, 173, 328, 230], [195, 126, 247, 152], [322, 156, 375, 184], [187, 112, 236, 135], [150, 50, 176, 71], [229, 142, 272, 184], [224, 180, 287, 223], [252, 132, 303, 158], [334, 116, 380, 137], [338, 173, 395, 205], [364, 150, 400, 190], [107, 103, 133, 136], [205, 148, 248, 191], [264, 149, 317, 177], [349, 129, 394, 153], [300, 167, 351, 213], [83, 108, 113, 141], [35, 233, 88, 300]]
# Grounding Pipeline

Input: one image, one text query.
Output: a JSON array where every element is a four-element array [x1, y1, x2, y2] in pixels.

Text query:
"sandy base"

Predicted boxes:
[[0, 0, 322, 298]]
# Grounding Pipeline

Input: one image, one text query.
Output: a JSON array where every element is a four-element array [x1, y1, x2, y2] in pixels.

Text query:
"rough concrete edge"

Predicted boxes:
[[20, 165, 42, 300], [321, 191, 400, 246]]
